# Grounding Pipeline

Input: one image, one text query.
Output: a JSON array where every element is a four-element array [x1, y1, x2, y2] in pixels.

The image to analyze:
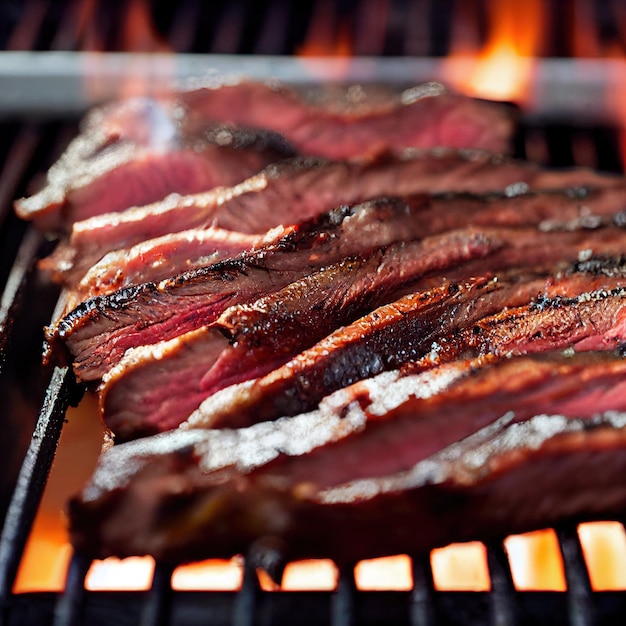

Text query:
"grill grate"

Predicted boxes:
[[1, 1, 626, 625]]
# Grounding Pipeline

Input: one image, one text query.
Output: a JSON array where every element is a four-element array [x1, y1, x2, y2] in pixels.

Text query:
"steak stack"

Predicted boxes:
[[14, 79, 626, 569]]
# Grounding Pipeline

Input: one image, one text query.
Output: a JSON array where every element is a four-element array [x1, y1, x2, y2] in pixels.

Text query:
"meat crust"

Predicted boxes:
[[70, 351, 626, 566]]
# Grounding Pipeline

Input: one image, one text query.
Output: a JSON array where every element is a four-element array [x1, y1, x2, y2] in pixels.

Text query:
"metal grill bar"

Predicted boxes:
[[233, 560, 261, 626], [557, 526, 595, 626], [53, 551, 90, 626], [486, 541, 517, 626], [0, 228, 41, 368], [332, 567, 357, 626], [0, 366, 78, 606], [139, 562, 173, 626], [409, 554, 436, 626]]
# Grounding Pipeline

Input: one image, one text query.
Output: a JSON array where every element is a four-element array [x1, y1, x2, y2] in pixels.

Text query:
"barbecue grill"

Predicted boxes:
[[1, 0, 626, 624]]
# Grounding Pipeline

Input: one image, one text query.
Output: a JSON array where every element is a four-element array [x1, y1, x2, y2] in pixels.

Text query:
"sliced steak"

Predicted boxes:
[[60, 180, 626, 297], [86, 231, 492, 400], [66, 226, 282, 311], [70, 351, 626, 565], [176, 81, 515, 156], [49, 193, 508, 374], [184, 262, 626, 431], [15, 99, 295, 232], [17, 81, 514, 232], [54, 223, 626, 387], [100, 240, 502, 439], [44, 151, 625, 285], [100, 250, 626, 439]]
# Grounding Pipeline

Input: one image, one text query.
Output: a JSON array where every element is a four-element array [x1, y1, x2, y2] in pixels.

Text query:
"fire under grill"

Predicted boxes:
[[2, 1, 626, 625]]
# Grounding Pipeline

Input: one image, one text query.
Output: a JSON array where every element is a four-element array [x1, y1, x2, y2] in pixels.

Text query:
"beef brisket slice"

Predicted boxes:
[[70, 351, 626, 565], [45, 152, 625, 285], [186, 263, 626, 430], [15, 98, 294, 231]]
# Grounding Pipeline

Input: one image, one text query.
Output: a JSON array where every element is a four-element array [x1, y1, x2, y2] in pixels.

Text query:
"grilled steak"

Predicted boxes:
[[43, 150, 624, 285], [48, 196, 493, 364], [183, 262, 626, 431], [53, 222, 626, 386], [177, 82, 515, 157], [68, 228, 495, 385], [15, 108, 295, 232], [67, 226, 282, 310], [60, 181, 626, 298], [70, 351, 626, 566], [17, 81, 514, 233]]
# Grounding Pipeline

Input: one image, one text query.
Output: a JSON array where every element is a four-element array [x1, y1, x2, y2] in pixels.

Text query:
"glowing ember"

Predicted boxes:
[[282, 560, 339, 591], [578, 522, 626, 591], [431, 542, 490, 591], [13, 512, 72, 593], [505, 529, 566, 591], [355, 555, 412, 591], [172, 559, 243, 591], [86, 557, 154, 591]]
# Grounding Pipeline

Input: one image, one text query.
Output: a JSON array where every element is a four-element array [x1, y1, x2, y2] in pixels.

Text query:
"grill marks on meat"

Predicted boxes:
[[43, 152, 625, 286], [70, 351, 626, 565], [15, 98, 295, 232], [185, 264, 626, 431]]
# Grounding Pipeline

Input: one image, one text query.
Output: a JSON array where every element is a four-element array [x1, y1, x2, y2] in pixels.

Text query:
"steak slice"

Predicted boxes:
[[89, 231, 492, 400], [44, 150, 624, 285], [57, 222, 626, 388], [17, 81, 514, 232], [49, 178, 626, 367], [184, 262, 626, 431], [61, 180, 626, 298], [99, 246, 626, 439], [70, 351, 626, 565], [177, 81, 515, 156], [15, 98, 295, 232], [50, 192, 512, 374], [100, 237, 502, 439], [66, 226, 282, 311]]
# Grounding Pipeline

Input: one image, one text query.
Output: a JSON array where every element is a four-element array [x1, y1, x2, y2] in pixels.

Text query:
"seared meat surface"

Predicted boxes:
[[70, 351, 626, 565], [42, 149, 622, 284], [184, 261, 626, 430], [50, 174, 626, 377]]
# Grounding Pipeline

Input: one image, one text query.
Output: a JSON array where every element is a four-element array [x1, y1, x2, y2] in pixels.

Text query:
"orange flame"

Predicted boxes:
[[445, 0, 545, 103]]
